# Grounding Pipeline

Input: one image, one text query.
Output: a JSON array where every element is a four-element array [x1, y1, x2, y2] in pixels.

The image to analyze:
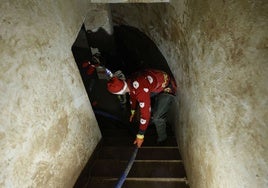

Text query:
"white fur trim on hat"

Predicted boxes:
[[113, 81, 128, 95]]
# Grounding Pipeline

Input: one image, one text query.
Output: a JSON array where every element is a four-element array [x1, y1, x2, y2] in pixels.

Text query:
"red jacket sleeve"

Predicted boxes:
[[130, 94, 137, 111], [135, 91, 151, 135]]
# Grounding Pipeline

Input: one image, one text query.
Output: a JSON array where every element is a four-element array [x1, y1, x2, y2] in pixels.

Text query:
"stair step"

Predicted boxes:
[[98, 146, 182, 160], [101, 128, 135, 137], [102, 136, 178, 147], [95, 115, 129, 129], [87, 177, 189, 188], [101, 126, 174, 137], [91, 160, 186, 178]]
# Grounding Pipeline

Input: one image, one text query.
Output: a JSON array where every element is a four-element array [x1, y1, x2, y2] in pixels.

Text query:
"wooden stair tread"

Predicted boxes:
[[100, 125, 174, 137], [91, 159, 186, 178], [102, 136, 178, 147], [87, 177, 189, 188], [98, 146, 182, 160]]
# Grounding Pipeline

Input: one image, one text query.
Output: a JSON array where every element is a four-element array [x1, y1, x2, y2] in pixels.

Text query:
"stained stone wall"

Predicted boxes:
[[111, 1, 268, 188], [0, 1, 101, 187], [84, 4, 114, 34], [91, 0, 169, 3]]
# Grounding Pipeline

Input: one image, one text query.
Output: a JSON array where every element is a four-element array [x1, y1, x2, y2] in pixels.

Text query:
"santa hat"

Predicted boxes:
[[107, 77, 127, 94]]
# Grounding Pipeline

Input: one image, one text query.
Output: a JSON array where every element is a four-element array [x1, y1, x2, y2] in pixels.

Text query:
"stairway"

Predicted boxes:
[[74, 113, 189, 188], [72, 24, 189, 188]]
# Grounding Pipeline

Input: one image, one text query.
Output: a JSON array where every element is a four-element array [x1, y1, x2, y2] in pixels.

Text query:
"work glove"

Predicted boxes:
[[129, 110, 135, 122], [133, 134, 144, 148]]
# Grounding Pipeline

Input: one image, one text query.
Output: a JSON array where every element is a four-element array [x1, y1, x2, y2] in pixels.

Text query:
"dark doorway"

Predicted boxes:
[[71, 24, 174, 128], [72, 24, 188, 188]]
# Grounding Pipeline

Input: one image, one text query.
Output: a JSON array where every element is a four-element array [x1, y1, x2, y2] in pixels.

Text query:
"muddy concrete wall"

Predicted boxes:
[[111, 1, 268, 187], [91, 0, 169, 3], [0, 1, 101, 187]]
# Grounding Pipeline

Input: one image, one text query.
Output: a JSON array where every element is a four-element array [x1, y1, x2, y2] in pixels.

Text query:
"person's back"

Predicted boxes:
[[107, 69, 177, 147]]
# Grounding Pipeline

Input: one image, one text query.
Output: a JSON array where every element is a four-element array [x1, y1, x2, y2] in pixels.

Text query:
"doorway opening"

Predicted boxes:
[[71, 24, 175, 130]]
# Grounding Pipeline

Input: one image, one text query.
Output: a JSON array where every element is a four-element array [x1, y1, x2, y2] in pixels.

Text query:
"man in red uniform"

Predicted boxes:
[[107, 69, 177, 148]]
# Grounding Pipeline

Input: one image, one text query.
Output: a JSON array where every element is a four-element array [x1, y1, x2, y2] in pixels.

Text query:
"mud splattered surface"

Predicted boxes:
[[111, 1, 268, 187]]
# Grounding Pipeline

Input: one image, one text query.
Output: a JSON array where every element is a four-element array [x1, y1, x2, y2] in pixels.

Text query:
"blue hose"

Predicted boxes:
[[93, 109, 138, 187], [93, 109, 127, 125], [115, 147, 139, 188]]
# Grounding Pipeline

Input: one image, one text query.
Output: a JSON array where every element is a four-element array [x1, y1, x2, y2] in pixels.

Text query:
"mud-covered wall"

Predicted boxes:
[[111, 1, 268, 187], [0, 1, 102, 187], [91, 0, 169, 3]]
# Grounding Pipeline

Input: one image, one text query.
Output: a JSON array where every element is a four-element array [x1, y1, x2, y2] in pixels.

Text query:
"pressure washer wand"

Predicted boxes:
[[115, 147, 139, 188]]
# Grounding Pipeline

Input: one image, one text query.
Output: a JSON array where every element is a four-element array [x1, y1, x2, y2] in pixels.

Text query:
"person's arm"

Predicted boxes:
[[129, 94, 137, 122], [137, 93, 151, 135], [134, 92, 151, 148]]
